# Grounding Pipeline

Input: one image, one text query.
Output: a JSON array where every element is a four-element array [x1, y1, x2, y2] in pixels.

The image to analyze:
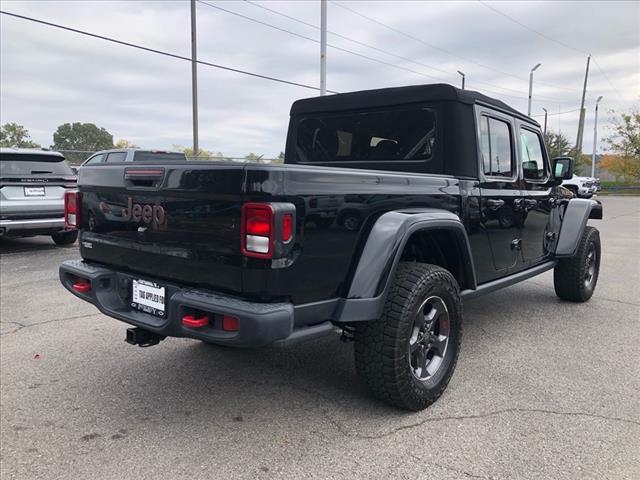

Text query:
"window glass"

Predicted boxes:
[[133, 151, 187, 162], [85, 154, 105, 165], [520, 129, 546, 180], [105, 152, 127, 163], [295, 108, 436, 163], [480, 116, 513, 177], [0, 154, 73, 175]]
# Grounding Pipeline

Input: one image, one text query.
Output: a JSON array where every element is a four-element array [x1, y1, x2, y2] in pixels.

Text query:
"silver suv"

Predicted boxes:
[[0, 148, 78, 245]]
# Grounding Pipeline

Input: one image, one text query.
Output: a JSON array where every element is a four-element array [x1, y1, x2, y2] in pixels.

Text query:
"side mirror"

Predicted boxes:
[[552, 157, 574, 181]]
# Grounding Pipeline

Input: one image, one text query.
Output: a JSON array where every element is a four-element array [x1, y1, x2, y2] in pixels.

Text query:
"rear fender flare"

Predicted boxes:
[[555, 198, 603, 257], [336, 209, 476, 322]]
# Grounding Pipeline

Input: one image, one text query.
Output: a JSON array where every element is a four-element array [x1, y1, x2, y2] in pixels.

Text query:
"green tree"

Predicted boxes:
[[0, 122, 41, 148], [172, 145, 225, 160], [543, 130, 572, 160], [52, 123, 113, 164], [244, 153, 264, 163], [605, 108, 640, 157], [114, 139, 139, 149]]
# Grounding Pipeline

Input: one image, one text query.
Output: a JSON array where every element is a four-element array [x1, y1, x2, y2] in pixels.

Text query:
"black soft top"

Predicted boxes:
[[291, 83, 537, 126]]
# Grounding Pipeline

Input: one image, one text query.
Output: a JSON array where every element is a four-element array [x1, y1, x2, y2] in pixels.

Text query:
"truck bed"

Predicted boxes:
[[77, 162, 463, 305]]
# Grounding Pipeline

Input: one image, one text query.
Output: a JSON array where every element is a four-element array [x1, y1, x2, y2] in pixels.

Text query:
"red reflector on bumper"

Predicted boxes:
[[182, 315, 209, 328], [222, 315, 239, 332], [72, 281, 91, 293]]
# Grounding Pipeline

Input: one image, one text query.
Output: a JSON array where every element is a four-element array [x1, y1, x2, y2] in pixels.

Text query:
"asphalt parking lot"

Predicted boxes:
[[1, 196, 638, 480]]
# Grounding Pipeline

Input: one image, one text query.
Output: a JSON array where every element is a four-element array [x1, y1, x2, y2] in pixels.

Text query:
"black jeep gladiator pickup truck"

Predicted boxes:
[[60, 84, 602, 411]]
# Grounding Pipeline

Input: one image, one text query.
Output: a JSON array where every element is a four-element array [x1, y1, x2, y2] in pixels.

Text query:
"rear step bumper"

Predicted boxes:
[[59, 259, 334, 348]]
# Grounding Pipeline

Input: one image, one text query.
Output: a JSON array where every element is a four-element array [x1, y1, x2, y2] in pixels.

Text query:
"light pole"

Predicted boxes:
[[591, 95, 603, 178], [542, 107, 548, 136], [457, 70, 465, 89], [320, 0, 327, 96], [527, 63, 541, 117], [190, 0, 199, 157]]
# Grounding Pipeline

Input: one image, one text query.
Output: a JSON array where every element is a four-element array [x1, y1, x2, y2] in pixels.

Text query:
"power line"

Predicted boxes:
[[476, 0, 587, 55], [532, 108, 581, 117], [331, 0, 581, 96], [200, 0, 576, 104], [197, 0, 447, 82], [591, 57, 624, 101], [243, 0, 570, 101], [476, 0, 624, 101], [0, 9, 339, 94]]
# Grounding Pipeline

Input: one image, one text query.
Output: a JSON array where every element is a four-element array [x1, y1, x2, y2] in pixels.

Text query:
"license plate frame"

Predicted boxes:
[[24, 186, 45, 196], [131, 279, 166, 317]]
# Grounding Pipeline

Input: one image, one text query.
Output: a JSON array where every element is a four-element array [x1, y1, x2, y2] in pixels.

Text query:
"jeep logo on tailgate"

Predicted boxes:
[[122, 197, 167, 229]]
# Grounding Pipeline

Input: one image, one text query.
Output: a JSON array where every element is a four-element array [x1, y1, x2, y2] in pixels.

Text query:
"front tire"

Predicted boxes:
[[52, 230, 78, 246], [354, 263, 462, 411], [554, 226, 600, 302]]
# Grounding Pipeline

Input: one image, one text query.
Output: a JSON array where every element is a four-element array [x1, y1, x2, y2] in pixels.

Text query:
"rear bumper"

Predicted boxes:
[[0, 217, 65, 235], [59, 259, 304, 348]]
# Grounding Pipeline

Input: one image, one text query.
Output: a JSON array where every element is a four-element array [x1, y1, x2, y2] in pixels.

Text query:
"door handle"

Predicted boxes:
[[511, 238, 522, 250], [486, 199, 505, 210]]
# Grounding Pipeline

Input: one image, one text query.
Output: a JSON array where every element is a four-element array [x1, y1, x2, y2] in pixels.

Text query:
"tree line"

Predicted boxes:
[[0, 122, 284, 165]]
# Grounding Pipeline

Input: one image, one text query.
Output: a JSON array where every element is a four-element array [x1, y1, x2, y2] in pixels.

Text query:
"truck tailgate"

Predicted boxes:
[[77, 163, 245, 294]]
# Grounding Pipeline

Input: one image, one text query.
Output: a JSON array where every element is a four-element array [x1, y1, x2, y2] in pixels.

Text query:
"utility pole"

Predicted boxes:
[[591, 95, 603, 178], [527, 63, 541, 117], [575, 55, 591, 162], [542, 107, 548, 136], [320, 0, 327, 96], [457, 70, 465, 89], [190, 0, 199, 157]]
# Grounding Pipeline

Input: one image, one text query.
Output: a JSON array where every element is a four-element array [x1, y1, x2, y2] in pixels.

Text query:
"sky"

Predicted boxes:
[[1, 0, 638, 158]]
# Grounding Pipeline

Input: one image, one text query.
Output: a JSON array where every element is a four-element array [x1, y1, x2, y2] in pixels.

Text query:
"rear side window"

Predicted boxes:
[[295, 107, 437, 164], [105, 152, 127, 163], [0, 153, 73, 175], [133, 151, 187, 162], [479, 116, 513, 178], [520, 128, 546, 180]]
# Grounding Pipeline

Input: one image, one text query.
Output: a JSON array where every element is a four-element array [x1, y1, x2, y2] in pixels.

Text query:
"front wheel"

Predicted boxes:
[[554, 226, 600, 302], [354, 263, 462, 411], [52, 230, 78, 246]]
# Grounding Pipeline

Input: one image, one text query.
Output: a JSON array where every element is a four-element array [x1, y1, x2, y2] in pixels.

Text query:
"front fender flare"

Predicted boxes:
[[336, 209, 476, 323], [555, 198, 603, 257]]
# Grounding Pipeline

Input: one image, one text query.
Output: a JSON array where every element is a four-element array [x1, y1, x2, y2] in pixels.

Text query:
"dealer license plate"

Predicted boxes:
[[131, 279, 166, 317], [24, 186, 45, 196]]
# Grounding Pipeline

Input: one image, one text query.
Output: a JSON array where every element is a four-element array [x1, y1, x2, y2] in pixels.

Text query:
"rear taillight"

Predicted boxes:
[[241, 202, 296, 259], [242, 203, 274, 258], [64, 191, 81, 229]]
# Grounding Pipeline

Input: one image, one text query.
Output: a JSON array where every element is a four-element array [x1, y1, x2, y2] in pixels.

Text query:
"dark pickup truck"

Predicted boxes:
[[60, 84, 602, 410]]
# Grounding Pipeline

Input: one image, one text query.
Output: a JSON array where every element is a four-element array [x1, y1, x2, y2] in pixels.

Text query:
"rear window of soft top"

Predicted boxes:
[[133, 151, 187, 162]]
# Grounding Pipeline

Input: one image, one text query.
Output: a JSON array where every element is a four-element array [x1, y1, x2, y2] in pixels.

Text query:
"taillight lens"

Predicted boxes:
[[64, 191, 80, 229], [242, 203, 274, 258], [282, 214, 293, 242]]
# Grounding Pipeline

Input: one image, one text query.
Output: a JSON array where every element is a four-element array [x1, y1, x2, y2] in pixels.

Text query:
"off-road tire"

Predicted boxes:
[[554, 226, 600, 302], [354, 263, 462, 411], [52, 230, 78, 246]]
